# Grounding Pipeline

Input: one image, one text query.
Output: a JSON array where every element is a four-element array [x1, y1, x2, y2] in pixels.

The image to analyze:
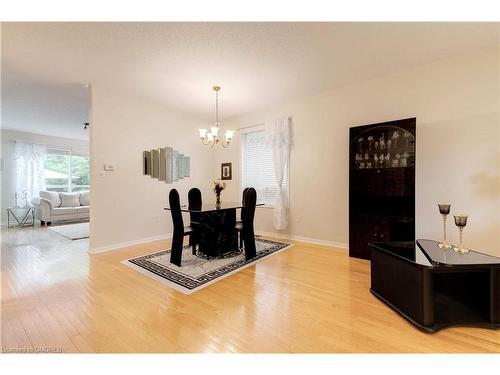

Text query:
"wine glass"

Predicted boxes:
[[385, 153, 391, 168], [403, 131, 411, 147], [453, 215, 469, 254], [367, 135, 374, 151], [379, 134, 386, 150], [394, 153, 401, 167], [392, 130, 400, 148], [437, 204, 452, 249], [400, 155, 407, 167], [358, 137, 364, 153]]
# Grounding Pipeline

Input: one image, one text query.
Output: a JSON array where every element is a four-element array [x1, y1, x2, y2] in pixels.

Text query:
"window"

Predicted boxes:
[[44, 149, 89, 192], [241, 127, 288, 206]]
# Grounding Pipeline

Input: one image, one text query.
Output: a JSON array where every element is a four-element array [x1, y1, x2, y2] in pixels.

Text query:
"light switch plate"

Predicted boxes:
[[103, 164, 115, 171]]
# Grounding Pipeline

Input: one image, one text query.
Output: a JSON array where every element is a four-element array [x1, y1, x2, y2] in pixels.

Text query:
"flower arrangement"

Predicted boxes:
[[212, 180, 226, 205]]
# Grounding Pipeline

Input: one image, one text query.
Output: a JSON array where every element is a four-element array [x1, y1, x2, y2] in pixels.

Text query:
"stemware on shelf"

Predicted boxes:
[[368, 135, 374, 151], [379, 134, 386, 150], [353, 128, 415, 170], [385, 153, 391, 168], [453, 214, 469, 254], [437, 204, 452, 249], [358, 137, 364, 153], [403, 131, 411, 147], [392, 130, 400, 148]]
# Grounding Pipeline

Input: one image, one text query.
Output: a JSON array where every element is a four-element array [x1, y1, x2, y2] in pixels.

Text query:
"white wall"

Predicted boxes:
[[89, 83, 214, 253], [0, 129, 88, 224], [215, 46, 500, 256]]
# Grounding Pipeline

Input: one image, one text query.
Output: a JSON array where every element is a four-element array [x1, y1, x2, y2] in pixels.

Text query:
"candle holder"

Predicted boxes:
[[12, 192, 19, 208], [453, 214, 469, 254], [437, 204, 452, 249]]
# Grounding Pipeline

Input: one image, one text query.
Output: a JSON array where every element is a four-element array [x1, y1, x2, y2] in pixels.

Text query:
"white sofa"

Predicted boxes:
[[33, 191, 89, 225]]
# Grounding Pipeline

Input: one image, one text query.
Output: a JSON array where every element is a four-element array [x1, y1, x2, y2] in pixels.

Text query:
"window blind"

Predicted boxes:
[[241, 129, 288, 206]]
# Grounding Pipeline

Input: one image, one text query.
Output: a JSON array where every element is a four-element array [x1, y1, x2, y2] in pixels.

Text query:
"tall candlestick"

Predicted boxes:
[[453, 214, 469, 254], [437, 204, 452, 249]]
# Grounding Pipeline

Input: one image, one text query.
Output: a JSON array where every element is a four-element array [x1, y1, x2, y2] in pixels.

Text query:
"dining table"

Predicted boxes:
[[164, 201, 264, 259]]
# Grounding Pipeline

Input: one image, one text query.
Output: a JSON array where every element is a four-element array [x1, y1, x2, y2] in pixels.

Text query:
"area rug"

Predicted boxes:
[[122, 238, 294, 294], [48, 222, 89, 240]]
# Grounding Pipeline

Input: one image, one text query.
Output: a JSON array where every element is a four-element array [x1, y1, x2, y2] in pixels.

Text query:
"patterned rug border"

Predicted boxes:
[[121, 238, 294, 295]]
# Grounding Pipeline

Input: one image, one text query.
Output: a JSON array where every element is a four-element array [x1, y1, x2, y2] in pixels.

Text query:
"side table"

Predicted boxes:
[[7, 206, 35, 228]]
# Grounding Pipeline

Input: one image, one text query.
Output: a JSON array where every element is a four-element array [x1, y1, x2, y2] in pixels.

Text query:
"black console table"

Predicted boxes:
[[370, 239, 500, 332]]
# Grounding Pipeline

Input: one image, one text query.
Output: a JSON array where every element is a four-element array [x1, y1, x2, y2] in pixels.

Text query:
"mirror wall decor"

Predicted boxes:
[[143, 147, 191, 183], [151, 149, 159, 179]]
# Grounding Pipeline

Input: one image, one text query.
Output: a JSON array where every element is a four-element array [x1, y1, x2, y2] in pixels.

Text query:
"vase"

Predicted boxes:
[[215, 192, 221, 206]]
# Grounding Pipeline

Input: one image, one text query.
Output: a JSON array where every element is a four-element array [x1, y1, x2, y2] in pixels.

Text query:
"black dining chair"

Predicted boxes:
[[236, 188, 250, 248], [237, 187, 257, 260], [169, 188, 194, 267], [188, 188, 202, 254]]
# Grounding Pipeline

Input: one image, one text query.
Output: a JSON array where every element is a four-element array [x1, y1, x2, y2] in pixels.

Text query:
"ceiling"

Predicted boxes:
[[1, 82, 90, 140], [2, 22, 498, 126]]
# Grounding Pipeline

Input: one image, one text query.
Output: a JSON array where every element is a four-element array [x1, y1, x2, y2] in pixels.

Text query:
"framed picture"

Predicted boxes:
[[221, 162, 232, 180]]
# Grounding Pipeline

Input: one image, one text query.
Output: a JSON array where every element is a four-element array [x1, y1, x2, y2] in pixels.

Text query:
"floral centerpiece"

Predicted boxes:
[[212, 180, 227, 206]]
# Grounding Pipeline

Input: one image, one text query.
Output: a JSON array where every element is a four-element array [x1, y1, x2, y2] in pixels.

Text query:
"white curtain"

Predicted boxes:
[[265, 116, 291, 230], [14, 142, 47, 205]]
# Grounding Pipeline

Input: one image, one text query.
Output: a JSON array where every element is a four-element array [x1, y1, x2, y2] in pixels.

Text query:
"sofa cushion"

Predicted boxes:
[[79, 191, 90, 206], [77, 206, 89, 214], [60, 193, 80, 207], [39, 191, 61, 207], [52, 207, 78, 215]]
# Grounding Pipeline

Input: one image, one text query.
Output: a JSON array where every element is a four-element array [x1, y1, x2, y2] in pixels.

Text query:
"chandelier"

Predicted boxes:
[[199, 86, 234, 148]]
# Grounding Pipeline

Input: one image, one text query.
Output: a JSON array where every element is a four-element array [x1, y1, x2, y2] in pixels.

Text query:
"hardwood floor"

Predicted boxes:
[[1, 225, 499, 353]]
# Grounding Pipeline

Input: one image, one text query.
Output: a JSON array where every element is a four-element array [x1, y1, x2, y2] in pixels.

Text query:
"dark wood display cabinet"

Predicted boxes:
[[349, 118, 416, 260]]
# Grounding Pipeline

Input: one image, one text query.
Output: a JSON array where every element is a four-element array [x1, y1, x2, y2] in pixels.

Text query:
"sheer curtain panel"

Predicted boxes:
[[14, 142, 47, 205], [265, 116, 291, 230]]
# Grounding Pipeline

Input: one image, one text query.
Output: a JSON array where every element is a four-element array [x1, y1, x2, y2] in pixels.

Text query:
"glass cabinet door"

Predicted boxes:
[[351, 125, 415, 171]]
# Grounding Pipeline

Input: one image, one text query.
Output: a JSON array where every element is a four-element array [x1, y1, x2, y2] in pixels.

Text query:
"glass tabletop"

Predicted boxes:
[[417, 239, 500, 266], [164, 201, 265, 213], [370, 239, 500, 267], [8, 206, 33, 214]]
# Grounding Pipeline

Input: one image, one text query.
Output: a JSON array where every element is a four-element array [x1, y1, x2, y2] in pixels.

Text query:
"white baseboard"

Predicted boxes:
[[89, 231, 348, 255], [256, 231, 348, 250], [89, 233, 172, 254]]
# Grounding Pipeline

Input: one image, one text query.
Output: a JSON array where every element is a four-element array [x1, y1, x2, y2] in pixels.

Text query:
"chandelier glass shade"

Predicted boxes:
[[199, 86, 233, 148]]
